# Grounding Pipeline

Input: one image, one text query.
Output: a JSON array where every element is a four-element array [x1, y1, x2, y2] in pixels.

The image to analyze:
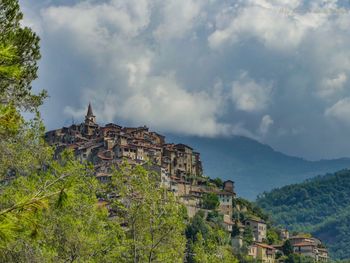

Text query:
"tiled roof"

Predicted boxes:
[[255, 243, 276, 250], [293, 242, 316, 247]]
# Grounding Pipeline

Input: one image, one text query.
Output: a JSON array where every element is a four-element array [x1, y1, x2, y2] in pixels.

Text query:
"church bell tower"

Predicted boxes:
[[85, 102, 96, 125], [84, 103, 97, 136]]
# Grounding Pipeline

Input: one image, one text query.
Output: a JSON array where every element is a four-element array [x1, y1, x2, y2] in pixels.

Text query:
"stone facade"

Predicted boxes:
[[248, 243, 276, 263], [290, 235, 329, 262], [244, 218, 267, 242]]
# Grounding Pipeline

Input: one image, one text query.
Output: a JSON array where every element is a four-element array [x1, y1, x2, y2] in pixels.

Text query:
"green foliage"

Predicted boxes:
[[186, 211, 238, 263], [282, 240, 293, 256], [207, 210, 223, 224], [0, 103, 22, 137], [201, 192, 220, 210], [231, 223, 241, 238], [242, 227, 254, 246], [284, 254, 315, 263], [257, 169, 350, 259], [0, 44, 22, 79], [192, 232, 238, 263], [0, 0, 46, 110], [266, 228, 280, 245], [105, 164, 187, 262], [186, 211, 210, 243], [210, 177, 223, 188], [233, 197, 269, 222], [0, 113, 51, 180], [0, 152, 124, 262]]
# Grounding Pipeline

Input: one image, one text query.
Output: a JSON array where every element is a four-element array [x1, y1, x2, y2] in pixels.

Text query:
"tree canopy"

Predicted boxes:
[[0, 0, 46, 110], [257, 169, 350, 259]]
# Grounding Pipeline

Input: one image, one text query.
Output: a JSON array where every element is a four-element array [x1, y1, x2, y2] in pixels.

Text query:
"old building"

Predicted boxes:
[[256, 243, 276, 263], [244, 217, 267, 242], [248, 243, 275, 263], [223, 214, 234, 232], [290, 235, 329, 262]]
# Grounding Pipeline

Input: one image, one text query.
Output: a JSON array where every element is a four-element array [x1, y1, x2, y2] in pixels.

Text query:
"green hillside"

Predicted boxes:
[[256, 169, 350, 259]]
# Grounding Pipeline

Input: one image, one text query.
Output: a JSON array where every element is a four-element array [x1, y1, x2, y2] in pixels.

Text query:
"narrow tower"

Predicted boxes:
[[84, 102, 97, 136], [85, 102, 96, 125]]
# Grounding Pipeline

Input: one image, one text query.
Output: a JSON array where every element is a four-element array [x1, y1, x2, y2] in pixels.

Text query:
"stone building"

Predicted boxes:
[[290, 235, 329, 262], [244, 217, 267, 242], [248, 243, 275, 263]]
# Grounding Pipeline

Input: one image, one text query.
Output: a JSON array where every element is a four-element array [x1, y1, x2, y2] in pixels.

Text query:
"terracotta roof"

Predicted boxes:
[[293, 242, 316, 247], [255, 243, 276, 250], [190, 189, 203, 193], [245, 217, 266, 224], [272, 244, 284, 249]]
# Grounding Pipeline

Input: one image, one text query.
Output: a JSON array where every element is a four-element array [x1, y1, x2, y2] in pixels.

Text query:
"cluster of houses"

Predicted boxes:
[[45, 104, 329, 262], [45, 103, 203, 182], [45, 104, 235, 218], [232, 216, 329, 262]]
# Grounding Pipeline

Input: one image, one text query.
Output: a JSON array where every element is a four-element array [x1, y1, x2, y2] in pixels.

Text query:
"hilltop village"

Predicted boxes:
[[45, 104, 329, 262]]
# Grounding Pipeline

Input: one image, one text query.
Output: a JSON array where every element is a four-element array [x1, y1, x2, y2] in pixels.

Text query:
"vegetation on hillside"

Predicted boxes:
[[257, 169, 350, 259], [186, 211, 238, 263]]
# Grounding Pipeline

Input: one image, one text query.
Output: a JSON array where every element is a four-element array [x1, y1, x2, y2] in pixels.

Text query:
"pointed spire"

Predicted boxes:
[[87, 102, 94, 117]]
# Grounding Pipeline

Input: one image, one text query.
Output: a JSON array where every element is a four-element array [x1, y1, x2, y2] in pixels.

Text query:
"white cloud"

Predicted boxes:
[[208, 0, 327, 51], [43, 0, 151, 37], [40, 1, 231, 136], [325, 97, 350, 123], [318, 73, 347, 98], [153, 0, 204, 40], [259, 115, 274, 136], [231, 72, 272, 112]]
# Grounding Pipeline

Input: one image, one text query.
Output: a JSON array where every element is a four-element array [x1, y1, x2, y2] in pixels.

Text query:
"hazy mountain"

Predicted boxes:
[[256, 169, 350, 259], [167, 135, 350, 200]]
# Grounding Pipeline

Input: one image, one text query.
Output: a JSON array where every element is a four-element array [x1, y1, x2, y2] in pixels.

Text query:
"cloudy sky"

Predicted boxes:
[[20, 0, 350, 160]]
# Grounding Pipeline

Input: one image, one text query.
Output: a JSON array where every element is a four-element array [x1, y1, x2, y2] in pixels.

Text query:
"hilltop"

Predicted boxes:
[[256, 169, 350, 259]]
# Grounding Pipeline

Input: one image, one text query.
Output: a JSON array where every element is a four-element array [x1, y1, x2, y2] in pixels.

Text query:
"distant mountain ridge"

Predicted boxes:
[[256, 169, 350, 259], [166, 135, 350, 199]]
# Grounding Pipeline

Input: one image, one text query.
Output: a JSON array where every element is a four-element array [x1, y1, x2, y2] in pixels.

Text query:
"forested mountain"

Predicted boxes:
[[168, 135, 350, 199], [256, 169, 350, 259]]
